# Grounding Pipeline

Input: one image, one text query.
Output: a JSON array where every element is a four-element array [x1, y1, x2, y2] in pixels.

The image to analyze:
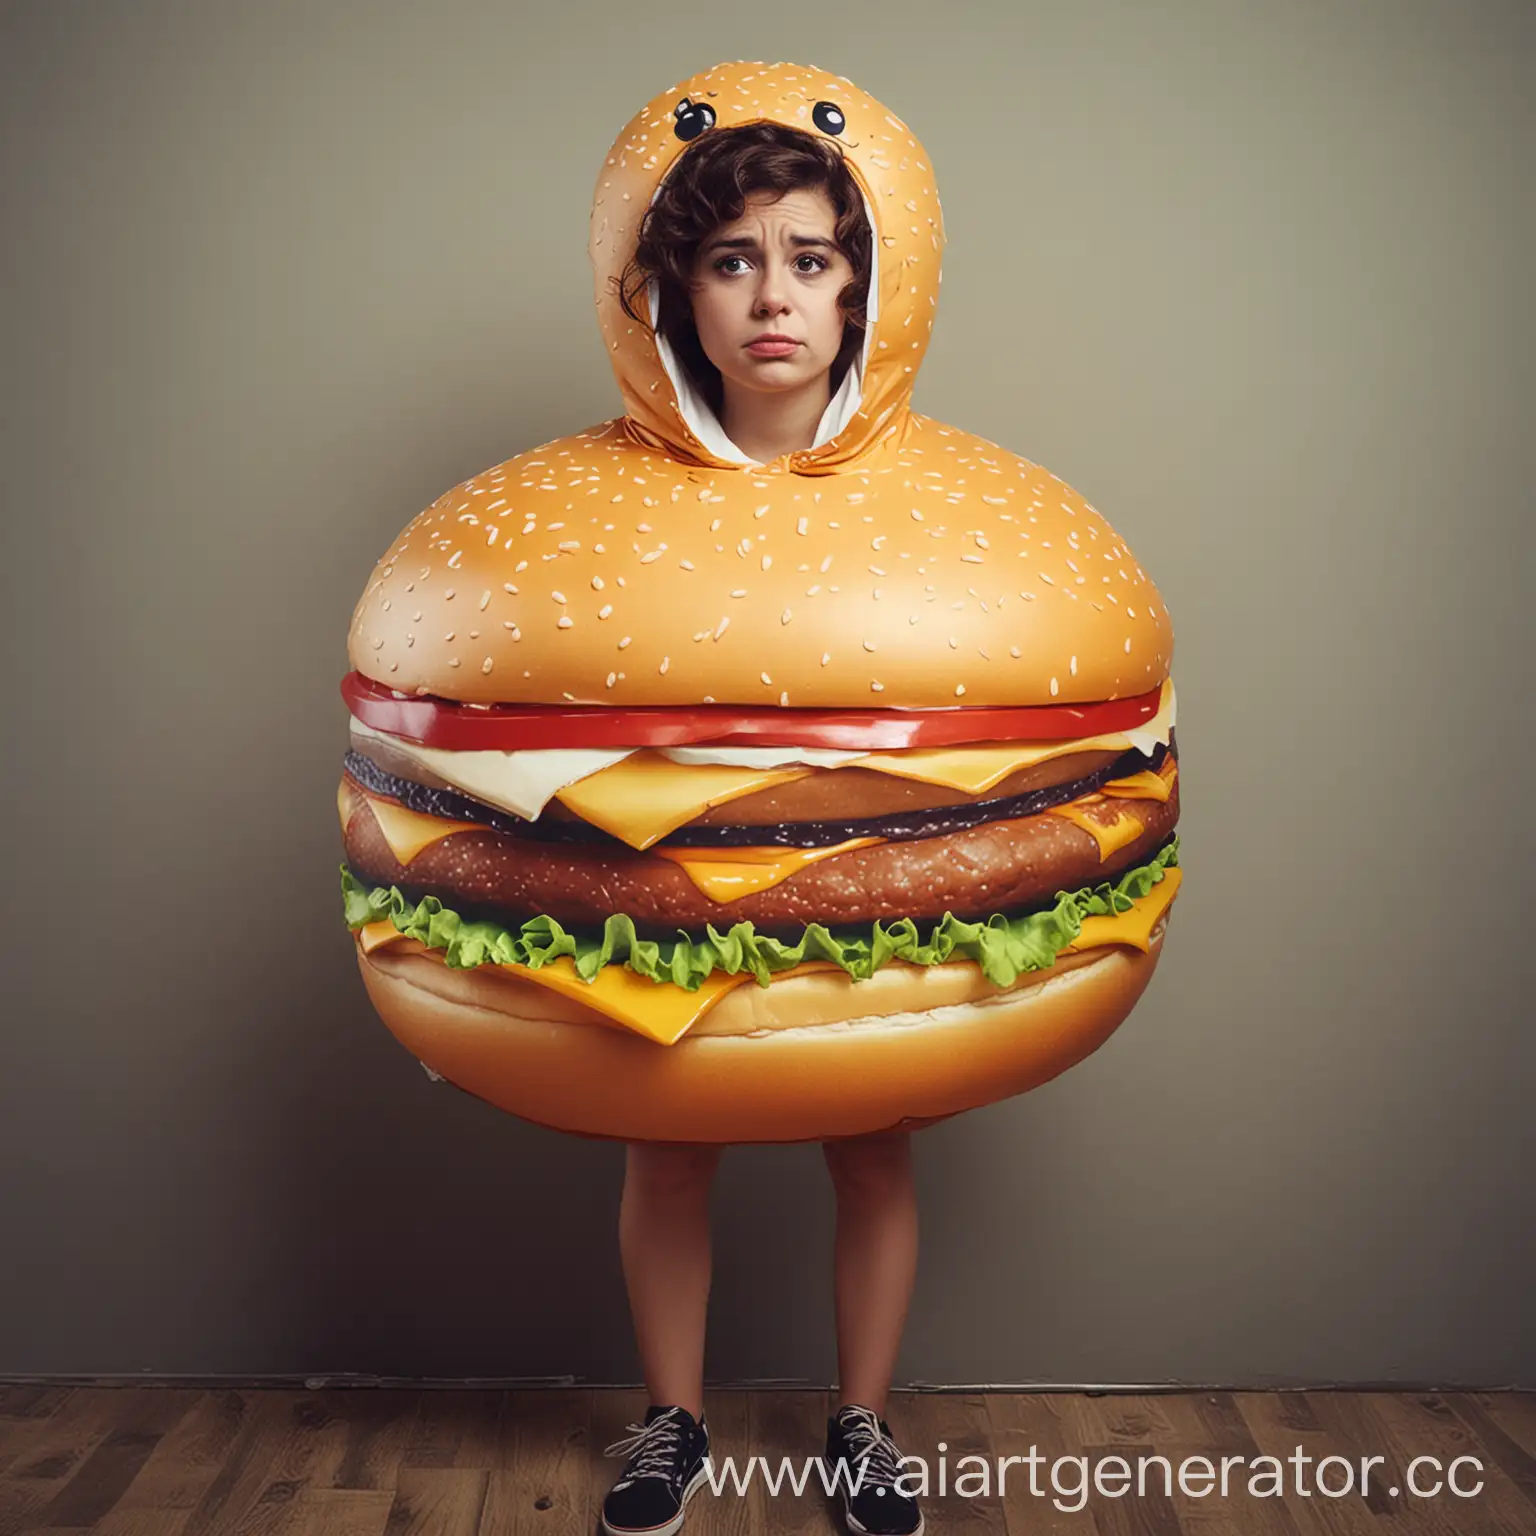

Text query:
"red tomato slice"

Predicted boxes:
[[341, 672, 1165, 751]]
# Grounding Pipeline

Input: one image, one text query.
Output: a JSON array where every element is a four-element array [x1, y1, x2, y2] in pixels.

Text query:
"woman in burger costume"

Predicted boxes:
[[601, 113, 927, 1536], [342, 59, 1181, 1536]]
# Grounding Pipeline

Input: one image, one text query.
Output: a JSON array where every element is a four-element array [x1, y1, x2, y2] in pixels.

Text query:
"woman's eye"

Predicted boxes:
[[796, 255, 828, 273]]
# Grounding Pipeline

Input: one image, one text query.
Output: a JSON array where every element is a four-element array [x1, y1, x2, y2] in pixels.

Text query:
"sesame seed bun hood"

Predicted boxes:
[[339, 60, 1184, 1144]]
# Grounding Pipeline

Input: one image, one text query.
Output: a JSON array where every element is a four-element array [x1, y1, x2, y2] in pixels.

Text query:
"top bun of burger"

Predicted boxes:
[[346, 432, 1173, 710]]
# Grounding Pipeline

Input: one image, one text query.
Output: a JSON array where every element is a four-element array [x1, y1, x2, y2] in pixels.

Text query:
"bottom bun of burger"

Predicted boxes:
[[355, 910, 1172, 1143]]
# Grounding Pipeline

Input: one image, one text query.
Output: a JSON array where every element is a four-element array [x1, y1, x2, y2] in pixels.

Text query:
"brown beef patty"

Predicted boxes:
[[339, 771, 1180, 937]]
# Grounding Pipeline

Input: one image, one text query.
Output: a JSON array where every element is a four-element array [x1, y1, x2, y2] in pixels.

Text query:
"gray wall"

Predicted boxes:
[[2, 0, 1531, 1387]]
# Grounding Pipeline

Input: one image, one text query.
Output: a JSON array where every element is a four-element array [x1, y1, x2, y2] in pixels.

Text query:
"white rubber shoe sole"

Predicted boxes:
[[600, 1461, 710, 1536]]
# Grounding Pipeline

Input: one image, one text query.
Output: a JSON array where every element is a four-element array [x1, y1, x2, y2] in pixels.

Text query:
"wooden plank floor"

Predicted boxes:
[[0, 1385, 1531, 1535]]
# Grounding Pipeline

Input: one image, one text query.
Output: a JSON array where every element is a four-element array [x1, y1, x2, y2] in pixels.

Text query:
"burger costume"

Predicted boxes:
[[338, 61, 1183, 1144]]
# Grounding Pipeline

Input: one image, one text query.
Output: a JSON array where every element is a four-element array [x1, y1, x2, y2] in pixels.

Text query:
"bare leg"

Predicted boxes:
[[822, 1130, 918, 1417], [618, 1141, 723, 1420]]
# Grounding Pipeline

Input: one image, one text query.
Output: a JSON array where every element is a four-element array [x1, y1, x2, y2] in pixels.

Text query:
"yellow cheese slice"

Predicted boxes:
[[358, 789, 485, 867], [1037, 751, 1175, 862], [1097, 760, 1176, 802], [555, 749, 813, 850], [651, 836, 885, 901], [353, 868, 1180, 1043], [1042, 798, 1145, 860], [1064, 865, 1182, 954], [491, 955, 750, 1046], [358, 918, 409, 954], [830, 742, 1177, 799], [846, 741, 1081, 794], [1041, 751, 1177, 860]]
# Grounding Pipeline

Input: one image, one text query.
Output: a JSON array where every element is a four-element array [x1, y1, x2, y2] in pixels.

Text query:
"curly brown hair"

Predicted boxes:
[[616, 121, 872, 421]]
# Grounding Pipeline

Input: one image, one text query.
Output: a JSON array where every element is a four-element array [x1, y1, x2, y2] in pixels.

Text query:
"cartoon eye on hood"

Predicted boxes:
[[589, 61, 944, 474], [811, 101, 846, 135], [671, 97, 715, 141]]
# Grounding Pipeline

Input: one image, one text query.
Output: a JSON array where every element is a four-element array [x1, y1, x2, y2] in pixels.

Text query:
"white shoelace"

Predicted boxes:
[[604, 1407, 689, 1486], [837, 1407, 906, 1487]]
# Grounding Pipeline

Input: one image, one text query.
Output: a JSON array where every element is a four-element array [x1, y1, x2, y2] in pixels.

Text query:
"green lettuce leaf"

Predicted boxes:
[[341, 834, 1179, 992]]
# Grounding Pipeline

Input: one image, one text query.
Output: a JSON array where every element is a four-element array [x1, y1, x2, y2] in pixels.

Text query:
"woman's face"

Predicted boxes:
[[689, 187, 853, 399]]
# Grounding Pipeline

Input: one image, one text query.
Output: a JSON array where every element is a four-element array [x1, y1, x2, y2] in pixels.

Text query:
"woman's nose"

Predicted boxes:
[[753, 268, 791, 314]]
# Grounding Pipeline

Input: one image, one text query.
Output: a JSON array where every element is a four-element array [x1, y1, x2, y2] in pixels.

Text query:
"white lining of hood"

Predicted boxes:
[[645, 182, 880, 466]]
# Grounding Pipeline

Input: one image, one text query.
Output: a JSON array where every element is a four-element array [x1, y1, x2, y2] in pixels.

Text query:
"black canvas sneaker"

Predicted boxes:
[[823, 1403, 924, 1536], [601, 1403, 711, 1536]]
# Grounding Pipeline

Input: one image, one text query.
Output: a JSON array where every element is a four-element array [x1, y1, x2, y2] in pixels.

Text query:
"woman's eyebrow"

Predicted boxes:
[[703, 234, 837, 254]]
